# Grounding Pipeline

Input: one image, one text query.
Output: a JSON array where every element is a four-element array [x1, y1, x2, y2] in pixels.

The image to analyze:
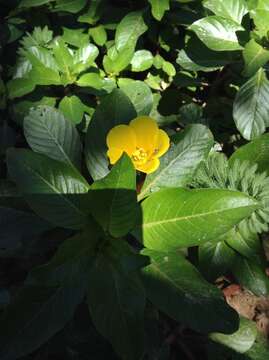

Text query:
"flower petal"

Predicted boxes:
[[137, 158, 160, 174], [107, 148, 123, 164], [129, 116, 158, 151], [106, 124, 136, 155], [156, 129, 170, 157]]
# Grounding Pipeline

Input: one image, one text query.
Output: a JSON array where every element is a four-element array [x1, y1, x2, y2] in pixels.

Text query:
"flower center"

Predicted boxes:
[[131, 147, 148, 165]]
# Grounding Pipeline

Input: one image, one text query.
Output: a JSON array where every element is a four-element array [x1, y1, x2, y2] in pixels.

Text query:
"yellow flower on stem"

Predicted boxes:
[[106, 116, 170, 174]]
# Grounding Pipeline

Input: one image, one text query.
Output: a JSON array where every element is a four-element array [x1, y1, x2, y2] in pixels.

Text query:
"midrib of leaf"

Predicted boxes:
[[40, 118, 76, 169], [143, 204, 257, 228]]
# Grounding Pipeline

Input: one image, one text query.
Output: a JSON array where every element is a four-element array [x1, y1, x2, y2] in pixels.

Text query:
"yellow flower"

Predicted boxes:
[[106, 116, 170, 174]]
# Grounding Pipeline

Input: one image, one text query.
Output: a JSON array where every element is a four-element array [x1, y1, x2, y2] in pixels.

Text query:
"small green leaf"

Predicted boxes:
[[141, 249, 239, 333], [233, 68, 269, 140], [24, 106, 82, 167], [76, 72, 116, 94], [189, 16, 244, 51], [59, 95, 85, 125], [89, 25, 107, 46], [72, 43, 99, 74], [243, 39, 269, 77], [140, 188, 258, 250], [232, 257, 269, 296], [162, 61, 176, 77], [115, 11, 148, 52], [210, 318, 257, 353], [148, 0, 170, 21], [103, 45, 134, 75], [131, 50, 153, 72], [53, 0, 87, 13], [7, 78, 35, 99], [7, 149, 90, 229]]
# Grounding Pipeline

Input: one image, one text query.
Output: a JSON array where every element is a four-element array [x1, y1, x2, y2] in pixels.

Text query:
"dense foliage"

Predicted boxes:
[[1, 0, 269, 359]]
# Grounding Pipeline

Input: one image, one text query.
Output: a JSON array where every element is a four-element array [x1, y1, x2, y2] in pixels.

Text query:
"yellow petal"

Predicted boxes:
[[155, 129, 170, 157], [129, 116, 158, 151], [136, 158, 160, 174], [107, 148, 123, 164], [106, 124, 136, 155]]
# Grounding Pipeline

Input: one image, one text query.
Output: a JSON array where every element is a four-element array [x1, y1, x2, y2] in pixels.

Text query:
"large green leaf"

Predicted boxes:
[[87, 241, 145, 360], [139, 125, 213, 200], [24, 106, 82, 168], [148, 0, 170, 21], [85, 89, 137, 180], [118, 79, 153, 116], [189, 16, 244, 51], [243, 39, 269, 78], [141, 249, 239, 333], [115, 11, 148, 52], [203, 0, 248, 24], [140, 188, 258, 250], [89, 155, 139, 237], [229, 133, 269, 174], [7, 149, 90, 229], [233, 69, 269, 140], [0, 285, 84, 360]]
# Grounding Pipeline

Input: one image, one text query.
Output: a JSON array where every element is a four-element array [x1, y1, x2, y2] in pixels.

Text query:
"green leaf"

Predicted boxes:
[[72, 43, 99, 74], [199, 241, 237, 281], [140, 188, 258, 250], [0, 207, 51, 249], [62, 27, 89, 48], [85, 89, 137, 180], [162, 61, 176, 77], [115, 11, 148, 52], [0, 285, 84, 360], [177, 36, 233, 72], [141, 249, 239, 333], [27, 51, 61, 85], [189, 16, 244, 51], [53, 38, 73, 75], [103, 45, 134, 75], [7, 149, 90, 229], [28, 229, 100, 287], [19, 0, 52, 7], [229, 133, 269, 174], [243, 39, 269, 77], [24, 106, 82, 167], [232, 257, 269, 296], [118, 79, 153, 116], [251, 9, 269, 38], [89, 25, 107, 46], [59, 95, 85, 125], [203, 0, 248, 24], [131, 50, 153, 72], [139, 125, 214, 200], [53, 0, 87, 13], [76, 72, 116, 94], [89, 154, 138, 237], [87, 242, 145, 360], [233, 68, 269, 140], [210, 318, 257, 353], [7, 78, 35, 99], [148, 0, 170, 21]]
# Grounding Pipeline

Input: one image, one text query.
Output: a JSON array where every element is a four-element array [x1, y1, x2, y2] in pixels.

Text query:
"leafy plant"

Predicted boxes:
[[1, 0, 269, 359]]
